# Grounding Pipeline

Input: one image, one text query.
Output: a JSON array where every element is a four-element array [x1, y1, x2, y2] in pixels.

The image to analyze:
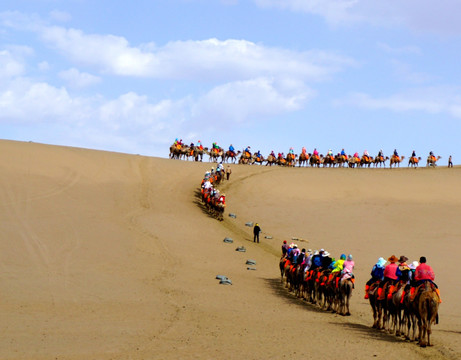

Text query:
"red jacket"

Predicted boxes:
[[383, 263, 399, 280], [415, 263, 435, 281]]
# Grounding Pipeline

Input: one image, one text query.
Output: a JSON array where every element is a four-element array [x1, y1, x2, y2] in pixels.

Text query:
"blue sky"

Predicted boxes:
[[1, 0, 461, 163]]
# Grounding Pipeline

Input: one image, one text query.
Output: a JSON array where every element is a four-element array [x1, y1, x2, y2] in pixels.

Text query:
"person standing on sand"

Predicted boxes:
[[448, 155, 453, 168], [253, 223, 261, 243], [226, 165, 232, 180]]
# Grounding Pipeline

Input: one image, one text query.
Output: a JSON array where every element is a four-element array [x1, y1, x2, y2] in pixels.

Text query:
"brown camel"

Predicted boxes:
[[251, 153, 265, 165], [416, 282, 440, 347], [426, 155, 442, 167], [360, 155, 373, 168], [208, 148, 224, 162], [323, 154, 335, 167], [368, 281, 384, 329], [224, 150, 241, 163], [335, 154, 348, 167], [298, 152, 310, 167], [194, 147, 208, 162], [348, 156, 360, 168], [286, 153, 297, 167], [338, 278, 353, 316], [265, 154, 277, 166], [309, 154, 322, 167], [408, 156, 422, 168], [373, 155, 389, 168], [389, 155, 405, 168]]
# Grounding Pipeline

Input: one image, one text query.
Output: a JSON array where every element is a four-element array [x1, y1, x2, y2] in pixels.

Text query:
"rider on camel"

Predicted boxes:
[[363, 150, 369, 158], [411, 150, 416, 158], [313, 148, 319, 159], [377, 255, 401, 300], [281, 240, 290, 256], [197, 140, 203, 150], [229, 144, 235, 155], [414, 256, 441, 302], [341, 254, 355, 287], [302, 147, 307, 155], [394, 149, 399, 157], [364, 257, 386, 299], [244, 146, 251, 157], [353, 152, 359, 159], [270, 150, 276, 158], [378, 149, 383, 158], [289, 147, 294, 155]]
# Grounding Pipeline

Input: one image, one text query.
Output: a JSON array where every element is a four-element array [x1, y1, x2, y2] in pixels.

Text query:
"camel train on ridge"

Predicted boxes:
[[169, 144, 443, 169]]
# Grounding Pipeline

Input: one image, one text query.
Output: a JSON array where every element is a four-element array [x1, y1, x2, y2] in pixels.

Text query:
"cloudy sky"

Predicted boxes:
[[1, 0, 460, 163]]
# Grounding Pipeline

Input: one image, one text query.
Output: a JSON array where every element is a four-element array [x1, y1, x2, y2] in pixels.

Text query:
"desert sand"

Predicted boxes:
[[0, 139, 460, 360]]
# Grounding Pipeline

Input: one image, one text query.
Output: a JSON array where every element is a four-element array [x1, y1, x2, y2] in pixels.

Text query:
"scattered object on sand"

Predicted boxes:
[[264, 235, 273, 239], [216, 275, 228, 281], [246, 259, 256, 265], [291, 237, 308, 243], [223, 237, 233, 243], [235, 246, 246, 252], [229, 213, 237, 218], [219, 278, 232, 285], [245, 222, 254, 227], [247, 267, 257, 271]]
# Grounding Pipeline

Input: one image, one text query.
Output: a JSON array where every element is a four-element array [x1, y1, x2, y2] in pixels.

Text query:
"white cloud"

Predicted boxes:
[[337, 86, 461, 118], [192, 77, 314, 123], [49, 10, 72, 23], [58, 68, 101, 88], [390, 60, 435, 84], [0, 50, 26, 79], [35, 24, 354, 83], [254, 0, 461, 35], [377, 42, 421, 55]]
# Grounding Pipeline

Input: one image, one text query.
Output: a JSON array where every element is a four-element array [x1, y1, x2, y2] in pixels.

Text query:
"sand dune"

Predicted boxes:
[[0, 139, 460, 360]]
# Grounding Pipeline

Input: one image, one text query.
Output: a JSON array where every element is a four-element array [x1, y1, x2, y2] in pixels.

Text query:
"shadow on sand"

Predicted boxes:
[[264, 277, 409, 344]]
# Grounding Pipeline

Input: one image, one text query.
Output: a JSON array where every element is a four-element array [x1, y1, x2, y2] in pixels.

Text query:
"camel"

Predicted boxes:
[[251, 153, 265, 165], [426, 155, 442, 167], [335, 154, 348, 168], [194, 147, 208, 162], [338, 278, 353, 316], [223, 150, 241, 164], [208, 148, 224, 162], [298, 152, 310, 167], [389, 155, 405, 168], [403, 286, 418, 341], [348, 155, 360, 168], [368, 281, 384, 329], [323, 154, 335, 168], [286, 153, 297, 167], [265, 154, 277, 166], [416, 282, 440, 347], [389, 282, 406, 336], [309, 154, 322, 167], [373, 155, 389, 168], [360, 155, 373, 168], [238, 150, 252, 165], [408, 156, 421, 168]]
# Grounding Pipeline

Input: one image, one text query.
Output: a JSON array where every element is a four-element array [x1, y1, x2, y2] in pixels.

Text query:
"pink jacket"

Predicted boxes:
[[383, 263, 399, 280], [415, 263, 435, 281]]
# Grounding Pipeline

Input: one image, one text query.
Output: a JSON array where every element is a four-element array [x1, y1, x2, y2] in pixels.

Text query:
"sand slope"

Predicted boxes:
[[0, 140, 460, 360]]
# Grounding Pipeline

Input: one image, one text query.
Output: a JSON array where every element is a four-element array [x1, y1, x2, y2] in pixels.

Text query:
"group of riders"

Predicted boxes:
[[364, 255, 441, 345], [200, 164, 226, 221], [280, 244, 356, 316], [172, 139, 441, 167], [364, 254, 441, 303]]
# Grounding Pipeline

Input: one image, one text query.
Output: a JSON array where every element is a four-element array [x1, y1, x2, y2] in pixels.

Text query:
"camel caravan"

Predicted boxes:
[[170, 140, 447, 169], [365, 255, 441, 348], [279, 247, 355, 317], [199, 164, 226, 221]]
